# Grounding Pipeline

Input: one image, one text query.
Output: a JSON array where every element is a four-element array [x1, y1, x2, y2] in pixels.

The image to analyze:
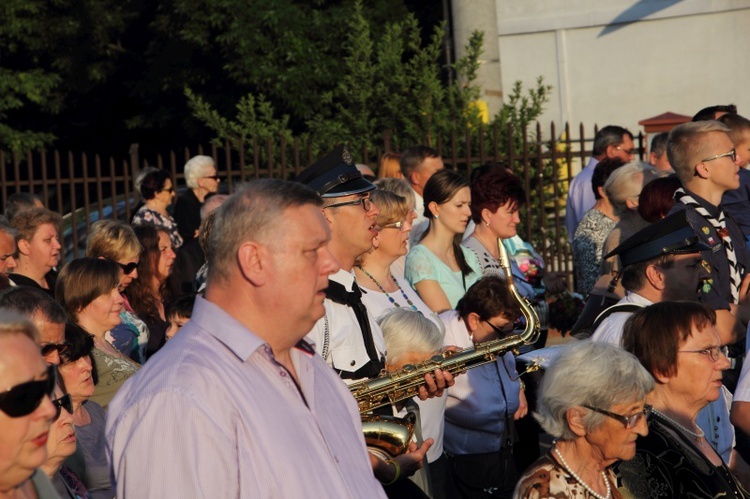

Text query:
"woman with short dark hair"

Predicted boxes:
[[131, 169, 183, 249], [617, 301, 748, 497]]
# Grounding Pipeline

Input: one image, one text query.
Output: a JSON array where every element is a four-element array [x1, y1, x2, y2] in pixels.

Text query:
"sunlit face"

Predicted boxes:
[[156, 231, 176, 282], [585, 398, 650, 465], [165, 315, 189, 340], [610, 135, 635, 162], [668, 323, 730, 407], [431, 187, 471, 236], [325, 193, 380, 260], [199, 166, 220, 194], [44, 386, 76, 468], [58, 355, 95, 404], [269, 204, 339, 334], [78, 287, 123, 335], [485, 201, 520, 240], [698, 132, 741, 192], [0, 334, 56, 490], [24, 223, 61, 271], [412, 157, 445, 193], [0, 231, 17, 275], [374, 215, 412, 260]]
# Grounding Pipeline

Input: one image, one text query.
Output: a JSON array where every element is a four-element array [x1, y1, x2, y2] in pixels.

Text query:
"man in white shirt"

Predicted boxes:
[[400, 146, 444, 247]]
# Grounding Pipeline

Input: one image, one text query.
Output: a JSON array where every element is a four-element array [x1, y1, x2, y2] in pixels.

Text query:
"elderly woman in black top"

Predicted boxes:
[[618, 301, 748, 497]]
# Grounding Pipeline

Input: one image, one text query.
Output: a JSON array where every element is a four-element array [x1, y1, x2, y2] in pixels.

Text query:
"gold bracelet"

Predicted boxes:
[[519, 380, 526, 391], [381, 459, 401, 486]]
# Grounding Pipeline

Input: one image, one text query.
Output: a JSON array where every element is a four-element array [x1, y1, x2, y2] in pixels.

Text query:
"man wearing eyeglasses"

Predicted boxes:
[[296, 145, 454, 489], [565, 125, 635, 244], [0, 286, 68, 365]]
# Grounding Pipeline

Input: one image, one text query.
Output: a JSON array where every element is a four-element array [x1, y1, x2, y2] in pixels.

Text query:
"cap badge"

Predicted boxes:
[[342, 146, 353, 165], [701, 226, 710, 235]]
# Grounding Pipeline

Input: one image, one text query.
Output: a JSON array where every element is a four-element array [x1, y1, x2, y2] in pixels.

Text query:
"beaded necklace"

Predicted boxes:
[[553, 447, 611, 499], [356, 266, 420, 312], [651, 408, 705, 440]]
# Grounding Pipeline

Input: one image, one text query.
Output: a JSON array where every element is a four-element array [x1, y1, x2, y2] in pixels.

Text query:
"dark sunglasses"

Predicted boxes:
[[41, 342, 70, 357], [52, 393, 73, 421], [0, 364, 56, 417], [117, 261, 139, 275], [161, 187, 175, 193], [484, 320, 515, 336], [203, 175, 221, 181]]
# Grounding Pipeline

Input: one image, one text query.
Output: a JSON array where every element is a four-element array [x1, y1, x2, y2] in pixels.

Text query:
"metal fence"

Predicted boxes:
[[0, 123, 647, 278]]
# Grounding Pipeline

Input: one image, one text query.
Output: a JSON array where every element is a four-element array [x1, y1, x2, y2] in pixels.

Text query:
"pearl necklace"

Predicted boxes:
[[552, 447, 611, 499], [652, 408, 705, 440], [356, 266, 420, 312]]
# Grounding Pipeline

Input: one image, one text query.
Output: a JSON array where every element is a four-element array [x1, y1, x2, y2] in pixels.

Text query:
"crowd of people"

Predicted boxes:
[[3, 104, 750, 499]]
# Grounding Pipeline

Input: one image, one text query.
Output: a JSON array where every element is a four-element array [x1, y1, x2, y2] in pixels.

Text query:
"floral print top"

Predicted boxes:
[[132, 206, 183, 249]]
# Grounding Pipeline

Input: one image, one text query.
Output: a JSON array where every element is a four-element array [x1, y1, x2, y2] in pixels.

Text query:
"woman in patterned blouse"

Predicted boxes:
[[131, 169, 183, 249]]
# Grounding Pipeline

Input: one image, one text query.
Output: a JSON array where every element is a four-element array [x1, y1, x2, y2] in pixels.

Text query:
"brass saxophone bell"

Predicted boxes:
[[361, 413, 416, 460]]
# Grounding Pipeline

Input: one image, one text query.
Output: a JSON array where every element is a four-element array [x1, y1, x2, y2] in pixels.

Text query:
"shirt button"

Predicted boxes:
[[280, 371, 287, 377], [350, 360, 356, 366]]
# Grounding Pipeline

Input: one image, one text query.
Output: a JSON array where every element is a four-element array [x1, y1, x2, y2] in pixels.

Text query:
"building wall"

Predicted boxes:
[[453, 0, 750, 143]]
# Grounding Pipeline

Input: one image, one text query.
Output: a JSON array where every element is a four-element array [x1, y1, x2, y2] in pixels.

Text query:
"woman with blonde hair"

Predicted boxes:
[[86, 220, 149, 364], [378, 152, 404, 179]]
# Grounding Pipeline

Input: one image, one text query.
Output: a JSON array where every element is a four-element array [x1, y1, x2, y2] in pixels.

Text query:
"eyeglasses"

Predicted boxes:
[[161, 187, 175, 193], [52, 393, 72, 421], [616, 146, 635, 156], [700, 149, 736, 164], [324, 197, 372, 212], [0, 365, 56, 417], [202, 175, 221, 181], [380, 221, 408, 231], [583, 404, 652, 429], [116, 261, 139, 275], [678, 345, 729, 362], [41, 342, 69, 358], [484, 320, 515, 337]]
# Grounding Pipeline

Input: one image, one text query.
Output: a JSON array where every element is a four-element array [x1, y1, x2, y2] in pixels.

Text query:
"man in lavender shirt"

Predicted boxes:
[[105, 180, 387, 498]]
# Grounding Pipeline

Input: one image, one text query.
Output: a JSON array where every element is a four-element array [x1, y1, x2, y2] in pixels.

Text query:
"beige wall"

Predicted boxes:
[[453, 0, 750, 141]]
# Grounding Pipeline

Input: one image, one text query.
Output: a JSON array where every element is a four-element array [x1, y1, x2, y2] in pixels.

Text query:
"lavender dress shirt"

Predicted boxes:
[[106, 296, 386, 498], [564, 157, 599, 243]]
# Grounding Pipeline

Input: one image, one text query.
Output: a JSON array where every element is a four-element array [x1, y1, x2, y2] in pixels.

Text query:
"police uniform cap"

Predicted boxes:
[[603, 210, 710, 267], [295, 144, 375, 198]]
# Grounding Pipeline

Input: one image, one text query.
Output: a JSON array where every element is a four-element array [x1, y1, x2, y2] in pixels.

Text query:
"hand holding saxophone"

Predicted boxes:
[[416, 368, 455, 401]]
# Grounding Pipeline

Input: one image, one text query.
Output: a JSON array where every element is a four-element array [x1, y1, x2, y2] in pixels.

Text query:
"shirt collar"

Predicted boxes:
[[329, 268, 356, 290], [190, 295, 265, 361]]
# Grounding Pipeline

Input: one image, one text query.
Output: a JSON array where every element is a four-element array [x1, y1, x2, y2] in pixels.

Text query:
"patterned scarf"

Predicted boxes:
[[674, 188, 740, 302]]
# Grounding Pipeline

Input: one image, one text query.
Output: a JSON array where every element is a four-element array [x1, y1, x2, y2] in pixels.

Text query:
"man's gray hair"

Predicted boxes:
[[534, 341, 654, 441], [0, 222, 18, 240], [378, 309, 444, 365], [207, 179, 322, 283], [604, 161, 650, 217], [668, 121, 731, 184], [592, 126, 632, 157], [184, 155, 216, 189]]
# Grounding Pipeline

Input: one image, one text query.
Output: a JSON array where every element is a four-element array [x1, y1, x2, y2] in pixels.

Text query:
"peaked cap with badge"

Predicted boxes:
[[295, 144, 375, 198], [604, 210, 710, 268]]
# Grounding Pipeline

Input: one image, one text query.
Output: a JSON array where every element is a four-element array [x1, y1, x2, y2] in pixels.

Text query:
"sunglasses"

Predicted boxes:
[[0, 365, 56, 418], [161, 187, 175, 193], [41, 342, 70, 358], [117, 261, 139, 275], [484, 320, 516, 336], [203, 175, 221, 181], [52, 393, 73, 421]]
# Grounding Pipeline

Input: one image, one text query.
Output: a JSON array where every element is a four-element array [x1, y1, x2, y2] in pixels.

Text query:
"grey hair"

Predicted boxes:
[[592, 126, 632, 157], [534, 340, 654, 441], [377, 308, 444, 365], [604, 161, 651, 217], [207, 179, 322, 284], [135, 166, 158, 196], [0, 310, 40, 343], [0, 222, 18, 240], [668, 121, 731, 184], [374, 177, 417, 212], [184, 155, 216, 189]]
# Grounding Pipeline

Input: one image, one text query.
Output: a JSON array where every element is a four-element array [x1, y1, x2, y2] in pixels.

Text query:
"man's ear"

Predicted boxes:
[[605, 144, 618, 159], [237, 241, 267, 286], [409, 170, 420, 187], [644, 264, 666, 290], [565, 406, 589, 437], [466, 312, 481, 334], [16, 238, 31, 256]]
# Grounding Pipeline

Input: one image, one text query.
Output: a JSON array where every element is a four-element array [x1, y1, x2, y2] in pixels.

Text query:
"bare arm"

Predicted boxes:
[[414, 280, 452, 314]]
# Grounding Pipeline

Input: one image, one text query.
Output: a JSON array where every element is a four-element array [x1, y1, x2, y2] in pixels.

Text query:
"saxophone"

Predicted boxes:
[[353, 239, 541, 457]]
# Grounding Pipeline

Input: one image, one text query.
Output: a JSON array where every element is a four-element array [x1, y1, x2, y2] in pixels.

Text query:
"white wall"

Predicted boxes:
[[454, 0, 750, 140]]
